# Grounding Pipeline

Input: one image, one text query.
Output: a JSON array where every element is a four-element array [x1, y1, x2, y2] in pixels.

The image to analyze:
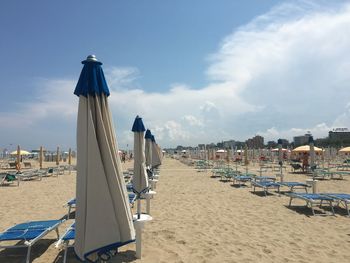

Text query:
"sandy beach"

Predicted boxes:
[[1, 157, 350, 263]]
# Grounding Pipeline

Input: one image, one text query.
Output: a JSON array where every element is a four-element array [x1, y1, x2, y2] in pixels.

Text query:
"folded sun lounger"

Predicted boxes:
[[286, 193, 335, 216], [0, 220, 63, 263]]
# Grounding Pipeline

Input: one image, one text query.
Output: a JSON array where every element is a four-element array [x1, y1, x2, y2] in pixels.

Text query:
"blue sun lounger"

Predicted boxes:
[[56, 222, 134, 263], [0, 220, 63, 263], [254, 176, 276, 182], [278, 182, 310, 193], [66, 193, 137, 219], [324, 193, 350, 216], [286, 193, 335, 216], [251, 181, 281, 196], [233, 175, 253, 187]]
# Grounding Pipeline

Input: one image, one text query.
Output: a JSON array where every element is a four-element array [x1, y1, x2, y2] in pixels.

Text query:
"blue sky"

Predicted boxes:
[[0, 0, 350, 151]]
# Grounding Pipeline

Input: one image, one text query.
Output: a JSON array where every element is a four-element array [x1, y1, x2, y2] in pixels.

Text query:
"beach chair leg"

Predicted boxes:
[[26, 246, 32, 263], [55, 228, 60, 239], [67, 207, 71, 219], [329, 201, 335, 216], [289, 197, 293, 206], [345, 202, 350, 217], [309, 202, 316, 216], [63, 245, 68, 263]]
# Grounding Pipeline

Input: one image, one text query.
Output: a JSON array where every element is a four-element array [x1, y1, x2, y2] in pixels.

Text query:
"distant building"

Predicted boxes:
[[223, 140, 236, 148], [293, 134, 312, 146], [246, 135, 264, 149], [329, 128, 350, 142], [279, 139, 290, 148], [267, 141, 277, 148]]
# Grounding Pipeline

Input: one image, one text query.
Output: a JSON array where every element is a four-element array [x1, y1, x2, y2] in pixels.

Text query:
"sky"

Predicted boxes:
[[0, 0, 350, 151]]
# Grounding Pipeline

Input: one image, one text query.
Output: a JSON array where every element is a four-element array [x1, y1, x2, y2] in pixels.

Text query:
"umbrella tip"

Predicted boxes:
[[86, 55, 98, 62], [132, 115, 146, 132]]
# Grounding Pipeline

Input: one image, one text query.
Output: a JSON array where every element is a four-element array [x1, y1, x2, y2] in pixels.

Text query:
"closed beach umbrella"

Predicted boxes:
[[277, 139, 283, 164], [16, 145, 21, 172], [39, 146, 43, 169], [132, 116, 149, 219], [244, 145, 249, 166], [68, 148, 72, 165], [277, 139, 283, 179], [151, 135, 161, 168], [56, 146, 60, 165], [309, 136, 315, 168], [145, 129, 152, 168], [74, 55, 135, 261]]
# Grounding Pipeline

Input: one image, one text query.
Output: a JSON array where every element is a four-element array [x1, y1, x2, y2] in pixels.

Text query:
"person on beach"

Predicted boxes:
[[122, 152, 126, 163], [302, 153, 309, 172]]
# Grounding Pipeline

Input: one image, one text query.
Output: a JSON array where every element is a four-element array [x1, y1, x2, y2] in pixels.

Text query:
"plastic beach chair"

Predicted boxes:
[[252, 180, 281, 196], [232, 174, 253, 187], [0, 173, 19, 186], [323, 193, 350, 216], [19, 170, 43, 181], [56, 222, 134, 263], [0, 220, 63, 263], [278, 182, 310, 193], [286, 193, 335, 216]]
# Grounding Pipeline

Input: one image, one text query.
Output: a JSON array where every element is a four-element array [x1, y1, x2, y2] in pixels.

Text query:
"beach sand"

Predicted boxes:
[[0, 157, 350, 262]]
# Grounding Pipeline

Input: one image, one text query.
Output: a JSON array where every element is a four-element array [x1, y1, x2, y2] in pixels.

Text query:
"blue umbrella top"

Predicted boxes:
[[74, 55, 110, 97], [145, 129, 152, 139], [151, 135, 156, 143], [131, 115, 146, 132]]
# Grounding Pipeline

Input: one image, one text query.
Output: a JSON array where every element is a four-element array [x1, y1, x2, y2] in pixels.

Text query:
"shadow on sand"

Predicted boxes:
[[0, 239, 55, 263]]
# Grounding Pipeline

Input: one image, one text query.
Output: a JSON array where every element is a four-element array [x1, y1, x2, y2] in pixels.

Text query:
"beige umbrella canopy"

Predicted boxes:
[[339, 146, 350, 153], [292, 145, 323, 153], [271, 148, 288, 152], [10, 150, 31, 155]]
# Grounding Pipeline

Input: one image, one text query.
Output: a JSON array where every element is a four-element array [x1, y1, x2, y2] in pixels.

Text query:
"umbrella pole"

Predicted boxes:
[[39, 146, 43, 170], [68, 148, 72, 174], [135, 225, 142, 259], [16, 145, 21, 173], [137, 198, 141, 219]]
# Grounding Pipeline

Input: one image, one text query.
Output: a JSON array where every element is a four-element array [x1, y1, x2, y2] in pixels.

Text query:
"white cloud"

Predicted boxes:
[[182, 115, 203, 127], [0, 79, 76, 128], [104, 67, 140, 90], [1, 0, 350, 149]]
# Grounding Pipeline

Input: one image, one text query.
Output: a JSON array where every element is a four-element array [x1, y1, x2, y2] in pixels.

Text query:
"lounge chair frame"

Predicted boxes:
[[252, 181, 280, 196], [324, 193, 350, 216], [278, 182, 310, 193], [287, 193, 335, 216], [0, 220, 62, 263]]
